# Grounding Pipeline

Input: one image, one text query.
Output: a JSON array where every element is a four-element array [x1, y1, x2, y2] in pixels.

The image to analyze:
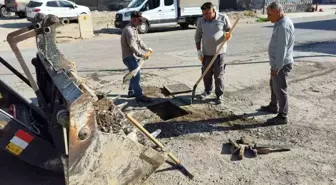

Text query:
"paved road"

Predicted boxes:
[[0, 15, 335, 185], [0, 15, 335, 75]]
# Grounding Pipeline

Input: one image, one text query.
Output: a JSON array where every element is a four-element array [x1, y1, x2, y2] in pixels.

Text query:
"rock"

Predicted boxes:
[[127, 131, 138, 142]]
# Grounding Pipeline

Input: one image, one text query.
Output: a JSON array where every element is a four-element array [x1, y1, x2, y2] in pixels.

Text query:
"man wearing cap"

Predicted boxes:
[[121, 11, 153, 103], [195, 2, 232, 105]]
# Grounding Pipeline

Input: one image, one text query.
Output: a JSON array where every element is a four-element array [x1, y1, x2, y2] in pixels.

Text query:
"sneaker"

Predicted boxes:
[[266, 114, 288, 125], [136, 95, 152, 103], [260, 104, 278, 114], [215, 96, 223, 105], [200, 91, 211, 100]]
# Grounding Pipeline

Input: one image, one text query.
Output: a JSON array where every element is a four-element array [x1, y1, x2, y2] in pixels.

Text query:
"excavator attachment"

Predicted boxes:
[[0, 13, 165, 185]]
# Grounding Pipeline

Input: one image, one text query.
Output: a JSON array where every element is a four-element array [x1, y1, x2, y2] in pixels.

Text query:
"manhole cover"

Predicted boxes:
[[163, 83, 192, 95], [147, 101, 189, 121]]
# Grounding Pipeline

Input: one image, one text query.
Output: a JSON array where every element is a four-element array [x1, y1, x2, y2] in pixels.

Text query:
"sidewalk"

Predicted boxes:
[[259, 4, 336, 19]]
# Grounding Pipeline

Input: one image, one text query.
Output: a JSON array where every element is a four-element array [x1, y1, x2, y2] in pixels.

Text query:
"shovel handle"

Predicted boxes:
[[125, 113, 181, 164], [127, 51, 152, 77], [125, 113, 195, 179], [194, 18, 240, 86]]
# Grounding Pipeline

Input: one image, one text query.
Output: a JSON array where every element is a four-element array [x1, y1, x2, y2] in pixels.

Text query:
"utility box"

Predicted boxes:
[[78, 14, 94, 39]]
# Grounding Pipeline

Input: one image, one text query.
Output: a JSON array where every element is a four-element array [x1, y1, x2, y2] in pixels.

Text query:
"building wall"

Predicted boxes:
[[73, 0, 313, 13], [219, 0, 313, 12], [72, 0, 132, 10]]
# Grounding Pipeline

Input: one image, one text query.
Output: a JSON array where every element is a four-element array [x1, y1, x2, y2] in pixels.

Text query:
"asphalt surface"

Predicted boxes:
[[0, 15, 335, 76], [0, 15, 335, 185]]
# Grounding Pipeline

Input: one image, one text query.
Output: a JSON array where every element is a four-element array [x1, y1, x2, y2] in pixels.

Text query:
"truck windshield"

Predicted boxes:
[[128, 0, 146, 8]]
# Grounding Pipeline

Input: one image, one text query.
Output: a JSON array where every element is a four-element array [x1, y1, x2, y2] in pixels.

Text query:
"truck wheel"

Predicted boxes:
[[195, 17, 201, 26], [17, 11, 26, 18], [179, 23, 189, 29], [138, 21, 149, 34], [60, 18, 70, 25], [0, 6, 9, 17]]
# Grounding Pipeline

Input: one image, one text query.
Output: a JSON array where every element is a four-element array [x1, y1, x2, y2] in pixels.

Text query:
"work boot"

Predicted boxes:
[[127, 92, 135, 98], [136, 95, 152, 103], [266, 114, 288, 125], [200, 91, 211, 100], [215, 95, 223, 105], [260, 103, 278, 114]]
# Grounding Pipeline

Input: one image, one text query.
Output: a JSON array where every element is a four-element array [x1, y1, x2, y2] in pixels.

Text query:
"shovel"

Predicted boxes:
[[125, 113, 195, 180], [122, 51, 152, 84], [190, 18, 240, 104]]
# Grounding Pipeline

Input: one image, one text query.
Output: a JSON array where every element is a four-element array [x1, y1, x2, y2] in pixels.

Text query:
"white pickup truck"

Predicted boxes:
[[114, 0, 219, 34]]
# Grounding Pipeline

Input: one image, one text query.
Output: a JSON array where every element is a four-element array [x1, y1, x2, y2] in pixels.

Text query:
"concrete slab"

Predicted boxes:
[[163, 83, 192, 95]]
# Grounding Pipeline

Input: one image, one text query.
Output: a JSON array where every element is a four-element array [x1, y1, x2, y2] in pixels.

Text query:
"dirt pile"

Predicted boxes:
[[93, 97, 125, 133], [92, 96, 150, 146]]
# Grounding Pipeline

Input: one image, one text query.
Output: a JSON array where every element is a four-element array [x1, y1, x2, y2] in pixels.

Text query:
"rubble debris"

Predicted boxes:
[[92, 97, 153, 147], [93, 97, 124, 133]]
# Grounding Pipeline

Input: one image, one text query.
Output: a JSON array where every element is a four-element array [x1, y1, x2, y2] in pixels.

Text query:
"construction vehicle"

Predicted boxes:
[[0, 13, 165, 185]]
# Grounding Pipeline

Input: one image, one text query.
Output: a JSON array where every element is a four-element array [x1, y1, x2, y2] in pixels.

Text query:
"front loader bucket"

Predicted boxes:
[[68, 93, 165, 185], [3, 12, 165, 184], [69, 132, 165, 185]]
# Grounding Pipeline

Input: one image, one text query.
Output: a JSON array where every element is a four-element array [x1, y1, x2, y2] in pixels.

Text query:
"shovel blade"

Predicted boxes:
[[123, 67, 140, 84]]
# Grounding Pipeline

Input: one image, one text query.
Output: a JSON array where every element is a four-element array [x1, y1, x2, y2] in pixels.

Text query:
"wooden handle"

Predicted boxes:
[[229, 138, 240, 149], [128, 51, 152, 78], [125, 113, 181, 164], [238, 146, 245, 160], [194, 18, 240, 86]]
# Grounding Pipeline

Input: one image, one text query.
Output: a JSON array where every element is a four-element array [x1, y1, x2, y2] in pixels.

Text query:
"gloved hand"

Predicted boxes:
[[225, 32, 232, 41], [143, 51, 151, 60], [148, 48, 153, 53], [197, 50, 204, 62]]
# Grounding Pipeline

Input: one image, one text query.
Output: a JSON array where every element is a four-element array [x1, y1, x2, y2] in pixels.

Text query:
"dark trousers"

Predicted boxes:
[[270, 64, 293, 116], [123, 56, 143, 98], [202, 54, 226, 97]]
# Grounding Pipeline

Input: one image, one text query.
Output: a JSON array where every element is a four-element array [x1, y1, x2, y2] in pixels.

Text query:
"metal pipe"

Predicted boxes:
[[7, 27, 48, 110], [0, 57, 31, 87]]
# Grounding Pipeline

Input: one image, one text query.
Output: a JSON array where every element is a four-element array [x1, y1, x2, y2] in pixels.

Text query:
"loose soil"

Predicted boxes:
[[93, 97, 124, 133]]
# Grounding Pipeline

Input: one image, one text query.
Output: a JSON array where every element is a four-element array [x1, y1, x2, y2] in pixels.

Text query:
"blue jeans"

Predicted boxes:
[[123, 56, 143, 98]]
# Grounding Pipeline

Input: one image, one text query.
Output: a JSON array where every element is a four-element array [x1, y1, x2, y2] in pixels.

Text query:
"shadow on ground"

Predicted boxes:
[[264, 18, 336, 31], [294, 41, 336, 55], [294, 19, 336, 31], [142, 110, 283, 139], [94, 26, 195, 35], [0, 151, 65, 185]]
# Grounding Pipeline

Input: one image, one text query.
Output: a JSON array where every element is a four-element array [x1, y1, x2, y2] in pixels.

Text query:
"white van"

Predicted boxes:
[[114, 0, 219, 34]]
